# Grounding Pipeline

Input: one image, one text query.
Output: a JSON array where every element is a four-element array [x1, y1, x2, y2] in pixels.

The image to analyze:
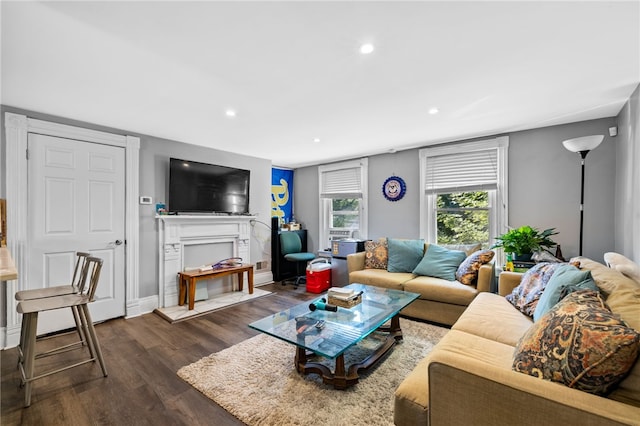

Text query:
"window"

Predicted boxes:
[[436, 191, 490, 246], [318, 159, 368, 248], [419, 137, 508, 249], [330, 199, 361, 229]]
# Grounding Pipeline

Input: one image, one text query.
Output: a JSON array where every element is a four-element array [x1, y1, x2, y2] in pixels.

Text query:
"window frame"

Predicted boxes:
[[419, 137, 509, 250], [318, 158, 368, 248]]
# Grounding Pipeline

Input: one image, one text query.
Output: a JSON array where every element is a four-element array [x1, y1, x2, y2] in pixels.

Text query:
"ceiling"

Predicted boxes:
[[2, 1, 639, 168]]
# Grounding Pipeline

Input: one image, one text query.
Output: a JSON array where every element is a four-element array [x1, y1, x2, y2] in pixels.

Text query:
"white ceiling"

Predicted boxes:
[[2, 1, 639, 168]]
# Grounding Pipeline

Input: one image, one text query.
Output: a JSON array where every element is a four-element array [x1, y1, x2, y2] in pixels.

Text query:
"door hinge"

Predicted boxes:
[[26, 149, 29, 160]]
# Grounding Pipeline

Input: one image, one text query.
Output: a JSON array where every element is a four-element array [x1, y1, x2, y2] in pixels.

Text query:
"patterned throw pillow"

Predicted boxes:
[[506, 262, 560, 317], [455, 250, 495, 285], [513, 290, 640, 395], [364, 238, 388, 269]]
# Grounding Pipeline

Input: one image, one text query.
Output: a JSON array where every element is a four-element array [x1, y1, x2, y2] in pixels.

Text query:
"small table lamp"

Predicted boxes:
[[562, 135, 604, 256]]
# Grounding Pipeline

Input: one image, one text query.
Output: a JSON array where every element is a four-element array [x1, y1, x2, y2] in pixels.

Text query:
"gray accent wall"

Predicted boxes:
[[294, 117, 619, 262]]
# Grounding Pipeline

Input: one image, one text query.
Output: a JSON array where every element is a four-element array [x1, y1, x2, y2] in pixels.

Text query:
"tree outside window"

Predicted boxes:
[[436, 191, 490, 247], [331, 198, 360, 229]]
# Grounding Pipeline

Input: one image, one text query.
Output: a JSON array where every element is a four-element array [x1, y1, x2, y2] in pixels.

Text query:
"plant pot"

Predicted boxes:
[[513, 253, 533, 262]]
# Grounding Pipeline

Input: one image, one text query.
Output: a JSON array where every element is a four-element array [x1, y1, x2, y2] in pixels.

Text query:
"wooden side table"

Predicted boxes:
[[178, 264, 254, 310]]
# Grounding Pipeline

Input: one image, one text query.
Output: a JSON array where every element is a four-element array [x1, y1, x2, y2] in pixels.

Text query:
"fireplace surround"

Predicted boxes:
[[157, 215, 255, 308]]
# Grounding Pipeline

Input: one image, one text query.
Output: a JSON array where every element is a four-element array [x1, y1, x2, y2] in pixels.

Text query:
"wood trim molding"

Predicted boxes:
[[125, 135, 141, 317]]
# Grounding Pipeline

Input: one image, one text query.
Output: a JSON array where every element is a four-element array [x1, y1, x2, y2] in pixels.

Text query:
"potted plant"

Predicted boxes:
[[491, 225, 558, 261]]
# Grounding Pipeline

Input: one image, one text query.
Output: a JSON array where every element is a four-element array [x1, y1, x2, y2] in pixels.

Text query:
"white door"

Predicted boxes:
[[27, 133, 126, 334]]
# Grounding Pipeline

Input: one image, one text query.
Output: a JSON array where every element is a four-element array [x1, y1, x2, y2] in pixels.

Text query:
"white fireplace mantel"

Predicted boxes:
[[157, 215, 255, 308]]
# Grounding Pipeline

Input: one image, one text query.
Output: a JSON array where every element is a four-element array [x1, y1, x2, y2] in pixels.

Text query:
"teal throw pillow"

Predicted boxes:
[[532, 263, 598, 321], [412, 244, 467, 281], [387, 238, 425, 273]]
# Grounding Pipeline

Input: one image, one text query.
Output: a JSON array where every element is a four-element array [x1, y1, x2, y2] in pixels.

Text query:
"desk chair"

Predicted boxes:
[[280, 232, 315, 289], [17, 256, 107, 407]]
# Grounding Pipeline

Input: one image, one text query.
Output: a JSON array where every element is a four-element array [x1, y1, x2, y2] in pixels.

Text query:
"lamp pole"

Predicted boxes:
[[578, 151, 589, 256], [562, 135, 603, 258]]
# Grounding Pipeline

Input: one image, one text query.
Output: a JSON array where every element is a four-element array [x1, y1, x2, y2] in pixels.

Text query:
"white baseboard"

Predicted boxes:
[[254, 270, 274, 286], [125, 295, 158, 318], [2, 323, 21, 349]]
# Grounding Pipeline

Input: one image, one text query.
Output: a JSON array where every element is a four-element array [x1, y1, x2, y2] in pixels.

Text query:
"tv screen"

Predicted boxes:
[[169, 158, 250, 214]]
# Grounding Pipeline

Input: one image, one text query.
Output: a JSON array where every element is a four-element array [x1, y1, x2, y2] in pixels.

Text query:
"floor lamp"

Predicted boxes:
[[562, 135, 604, 256]]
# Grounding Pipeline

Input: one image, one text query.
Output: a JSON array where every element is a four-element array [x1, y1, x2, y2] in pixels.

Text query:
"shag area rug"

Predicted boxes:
[[178, 318, 448, 426]]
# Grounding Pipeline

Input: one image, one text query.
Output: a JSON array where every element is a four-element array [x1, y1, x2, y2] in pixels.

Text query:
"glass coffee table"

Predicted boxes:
[[249, 283, 419, 389]]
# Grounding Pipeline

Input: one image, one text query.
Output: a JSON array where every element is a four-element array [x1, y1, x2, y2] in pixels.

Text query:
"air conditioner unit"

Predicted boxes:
[[328, 229, 352, 247]]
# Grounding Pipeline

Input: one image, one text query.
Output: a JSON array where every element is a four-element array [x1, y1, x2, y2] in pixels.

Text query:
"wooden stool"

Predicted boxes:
[[17, 257, 107, 407], [178, 264, 254, 310]]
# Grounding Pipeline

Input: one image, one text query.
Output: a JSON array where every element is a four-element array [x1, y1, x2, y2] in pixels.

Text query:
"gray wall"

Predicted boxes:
[[294, 117, 618, 262], [614, 84, 640, 262], [367, 149, 422, 240], [508, 118, 617, 261], [138, 136, 272, 298], [0, 105, 272, 305]]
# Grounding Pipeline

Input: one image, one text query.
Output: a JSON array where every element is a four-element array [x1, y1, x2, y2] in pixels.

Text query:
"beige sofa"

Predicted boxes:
[[347, 245, 495, 326], [394, 257, 640, 426]]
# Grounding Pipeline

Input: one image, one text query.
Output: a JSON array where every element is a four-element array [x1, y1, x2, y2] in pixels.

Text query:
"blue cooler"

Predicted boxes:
[[306, 258, 332, 293]]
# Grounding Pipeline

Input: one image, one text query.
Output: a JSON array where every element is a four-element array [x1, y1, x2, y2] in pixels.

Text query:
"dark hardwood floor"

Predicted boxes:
[[1, 283, 318, 426]]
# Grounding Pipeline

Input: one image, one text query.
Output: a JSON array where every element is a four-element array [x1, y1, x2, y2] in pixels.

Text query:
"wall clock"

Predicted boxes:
[[382, 176, 406, 201]]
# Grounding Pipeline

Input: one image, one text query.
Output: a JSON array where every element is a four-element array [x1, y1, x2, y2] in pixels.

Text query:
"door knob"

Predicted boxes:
[[115, 239, 123, 246]]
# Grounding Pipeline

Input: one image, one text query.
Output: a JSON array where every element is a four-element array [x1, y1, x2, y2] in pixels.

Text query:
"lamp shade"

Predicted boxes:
[[562, 135, 604, 152]]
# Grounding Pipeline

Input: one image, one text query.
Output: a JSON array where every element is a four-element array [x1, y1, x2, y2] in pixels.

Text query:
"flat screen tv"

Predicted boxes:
[[169, 158, 250, 214]]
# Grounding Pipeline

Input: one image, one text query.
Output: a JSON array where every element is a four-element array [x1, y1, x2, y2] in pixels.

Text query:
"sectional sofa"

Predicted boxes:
[[394, 256, 640, 426]]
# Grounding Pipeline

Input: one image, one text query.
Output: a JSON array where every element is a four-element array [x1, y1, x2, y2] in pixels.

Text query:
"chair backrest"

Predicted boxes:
[[71, 252, 91, 293], [78, 257, 104, 302], [280, 232, 302, 255]]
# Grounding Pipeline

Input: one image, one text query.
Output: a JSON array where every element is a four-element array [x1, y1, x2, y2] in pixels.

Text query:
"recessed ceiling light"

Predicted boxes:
[[313, 138, 321, 143], [428, 107, 439, 115], [225, 109, 237, 118], [359, 43, 375, 55]]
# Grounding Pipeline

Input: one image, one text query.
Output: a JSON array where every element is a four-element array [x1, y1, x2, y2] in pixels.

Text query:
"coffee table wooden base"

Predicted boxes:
[[294, 314, 404, 390]]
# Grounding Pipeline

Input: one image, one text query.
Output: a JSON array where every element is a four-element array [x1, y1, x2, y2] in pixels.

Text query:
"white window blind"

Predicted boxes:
[[424, 149, 498, 194], [320, 166, 363, 199]]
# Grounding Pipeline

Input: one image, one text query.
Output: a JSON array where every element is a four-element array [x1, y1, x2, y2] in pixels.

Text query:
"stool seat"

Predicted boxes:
[[16, 285, 77, 300], [15, 252, 89, 301], [18, 293, 89, 314]]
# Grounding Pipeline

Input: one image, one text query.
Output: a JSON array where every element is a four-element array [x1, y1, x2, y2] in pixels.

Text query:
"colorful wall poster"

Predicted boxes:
[[272, 167, 293, 225]]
